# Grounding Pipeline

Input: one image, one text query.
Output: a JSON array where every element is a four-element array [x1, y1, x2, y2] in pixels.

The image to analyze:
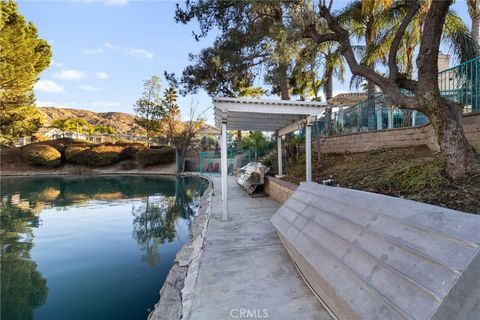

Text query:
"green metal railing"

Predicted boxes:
[[438, 56, 479, 113], [315, 56, 480, 137]]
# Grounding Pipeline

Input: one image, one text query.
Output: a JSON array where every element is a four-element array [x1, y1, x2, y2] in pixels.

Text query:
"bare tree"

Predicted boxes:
[[302, 0, 477, 179], [159, 100, 205, 173]]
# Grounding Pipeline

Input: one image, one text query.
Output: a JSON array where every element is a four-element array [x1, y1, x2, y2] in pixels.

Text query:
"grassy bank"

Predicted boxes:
[[272, 146, 479, 214]]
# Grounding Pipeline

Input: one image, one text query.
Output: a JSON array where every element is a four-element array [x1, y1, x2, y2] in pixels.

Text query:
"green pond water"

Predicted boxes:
[[0, 175, 208, 320]]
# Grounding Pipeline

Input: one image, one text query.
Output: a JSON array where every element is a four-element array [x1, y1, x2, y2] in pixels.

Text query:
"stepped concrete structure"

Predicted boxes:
[[272, 183, 480, 320]]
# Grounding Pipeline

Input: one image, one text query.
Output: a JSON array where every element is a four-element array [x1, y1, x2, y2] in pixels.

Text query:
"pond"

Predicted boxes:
[[0, 175, 208, 320]]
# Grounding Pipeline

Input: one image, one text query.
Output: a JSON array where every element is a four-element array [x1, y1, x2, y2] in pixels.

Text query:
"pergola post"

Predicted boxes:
[[305, 124, 312, 183], [387, 109, 394, 129], [412, 110, 417, 127], [221, 120, 228, 221], [376, 107, 383, 130], [277, 136, 283, 176]]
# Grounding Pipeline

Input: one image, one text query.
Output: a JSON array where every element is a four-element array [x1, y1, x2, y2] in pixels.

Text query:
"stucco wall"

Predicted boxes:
[[314, 112, 480, 154]]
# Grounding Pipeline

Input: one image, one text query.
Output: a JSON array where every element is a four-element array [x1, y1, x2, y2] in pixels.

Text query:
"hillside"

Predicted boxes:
[[39, 107, 145, 136]]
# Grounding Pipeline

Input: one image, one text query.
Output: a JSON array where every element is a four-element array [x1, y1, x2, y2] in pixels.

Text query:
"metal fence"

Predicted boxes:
[[314, 56, 480, 137], [438, 56, 479, 113]]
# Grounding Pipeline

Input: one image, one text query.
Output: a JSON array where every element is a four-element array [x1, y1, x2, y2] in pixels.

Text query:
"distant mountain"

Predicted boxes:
[[38, 107, 145, 136]]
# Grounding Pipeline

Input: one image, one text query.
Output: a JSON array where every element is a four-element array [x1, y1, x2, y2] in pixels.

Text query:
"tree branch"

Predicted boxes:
[[417, 0, 452, 96], [388, 0, 421, 81]]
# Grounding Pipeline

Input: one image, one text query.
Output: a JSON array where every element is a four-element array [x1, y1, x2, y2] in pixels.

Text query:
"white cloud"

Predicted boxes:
[[54, 69, 86, 80], [128, 48, 153, 59], [51, 60, 64, 68], [79, 85, 101, 91], [96, 72, 109, 79], [104, 42, 114, 49], [86, 101, 121, 107], [82, 47, 104, 54], [34, 79, 64, 93], [105, 0, 128, 6], [89, 42, 154, 59]]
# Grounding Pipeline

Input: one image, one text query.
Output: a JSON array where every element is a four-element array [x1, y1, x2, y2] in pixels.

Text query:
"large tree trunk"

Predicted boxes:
[[278, 61, 290, 100], [427, 100, 477, 180], [367, 80, 376, 130], [324, 71, 333, 135], [236, 130, 242, 153], [468, 0, 480, 46], [473, 15, 480, 46], [365, 22, 376, 131]]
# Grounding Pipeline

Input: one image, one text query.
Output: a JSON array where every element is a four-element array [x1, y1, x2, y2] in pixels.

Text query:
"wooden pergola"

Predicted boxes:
[[213, 97, 326, 220]]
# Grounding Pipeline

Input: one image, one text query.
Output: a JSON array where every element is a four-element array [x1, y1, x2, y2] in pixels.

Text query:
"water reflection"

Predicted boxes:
[[0, 176, 207, 320], [1, 202, 48, 320], [131, 178, 200, 266]]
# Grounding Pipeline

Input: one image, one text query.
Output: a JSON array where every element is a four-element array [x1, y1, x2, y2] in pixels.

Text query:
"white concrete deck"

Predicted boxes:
[[188, 176, 332, 320]]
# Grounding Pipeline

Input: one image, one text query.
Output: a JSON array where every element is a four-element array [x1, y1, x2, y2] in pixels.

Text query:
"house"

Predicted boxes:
[[197, 124, 220, 140]]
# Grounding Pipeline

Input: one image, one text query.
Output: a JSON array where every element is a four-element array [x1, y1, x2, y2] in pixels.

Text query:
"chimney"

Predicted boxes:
[[438, 53, 450, 72]]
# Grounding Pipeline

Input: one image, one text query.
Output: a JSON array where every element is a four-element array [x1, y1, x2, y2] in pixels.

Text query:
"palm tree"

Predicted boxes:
[[338, 0, 399, 131], [68, 118, 88, 139], [50, 118, 73, 138], [468, 0, 480, 46], [340, 1, 477, 130]]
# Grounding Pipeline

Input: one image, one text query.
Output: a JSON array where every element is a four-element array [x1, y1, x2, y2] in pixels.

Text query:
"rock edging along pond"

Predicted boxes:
[[148, 175, 213, 320]]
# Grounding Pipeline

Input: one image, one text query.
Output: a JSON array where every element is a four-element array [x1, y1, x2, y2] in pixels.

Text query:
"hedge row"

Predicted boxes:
[[136, 147, 176, 167], [21, 139, 175, 168]]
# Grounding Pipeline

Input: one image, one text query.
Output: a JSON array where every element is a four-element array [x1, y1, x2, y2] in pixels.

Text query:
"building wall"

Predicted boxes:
[[314, 112, 480, 154]]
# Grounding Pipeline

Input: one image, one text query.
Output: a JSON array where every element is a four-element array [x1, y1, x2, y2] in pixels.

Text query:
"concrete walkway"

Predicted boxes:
[[188, 176, 332, 320]]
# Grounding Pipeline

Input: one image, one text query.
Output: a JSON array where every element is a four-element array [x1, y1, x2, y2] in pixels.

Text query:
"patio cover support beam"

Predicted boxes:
[[277, 136, 283, 176], [277, 119, 306, 137], [305, 124, 312, 183], [221, 120, 228, 221]]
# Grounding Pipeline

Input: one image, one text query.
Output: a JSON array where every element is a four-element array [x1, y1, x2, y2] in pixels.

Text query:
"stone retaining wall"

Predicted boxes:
[[263, 176, 297, 203], [314, 112, 480, 154]]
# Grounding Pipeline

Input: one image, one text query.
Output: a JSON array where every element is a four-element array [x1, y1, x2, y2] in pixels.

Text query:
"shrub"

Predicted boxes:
[[64, 145, 90, 163], [119, 143, 145, 160], [22, 144, 62, 167], [39, 138, 89, 153], [65, 145, 123, 167], [119, 160, 137, 170], [136, 147, 175, 167]]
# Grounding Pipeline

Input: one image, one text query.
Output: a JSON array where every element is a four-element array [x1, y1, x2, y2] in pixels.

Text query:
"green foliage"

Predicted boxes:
[[0, 106, 44, 144], [175, 1, 303, 99], [200, 136, 216, 151], [375, 159, 449, 193], [242, 131, 268, 159], [134, 76, 166, 145], [22, 144, 61, 167], [136, 147, 176, 167], [0, 0, 51, 143]]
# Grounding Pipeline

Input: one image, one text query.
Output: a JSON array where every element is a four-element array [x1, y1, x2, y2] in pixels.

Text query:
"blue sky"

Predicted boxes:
[[20, 0, 471, 124]]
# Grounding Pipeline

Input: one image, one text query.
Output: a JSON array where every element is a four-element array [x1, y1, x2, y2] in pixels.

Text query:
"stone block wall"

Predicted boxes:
[[314, 112, 480, 154], [263, 176, 297, 203]]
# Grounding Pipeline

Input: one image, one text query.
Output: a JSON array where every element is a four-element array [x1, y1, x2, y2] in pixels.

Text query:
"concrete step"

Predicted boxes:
[[271, 183, 480, 320]]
